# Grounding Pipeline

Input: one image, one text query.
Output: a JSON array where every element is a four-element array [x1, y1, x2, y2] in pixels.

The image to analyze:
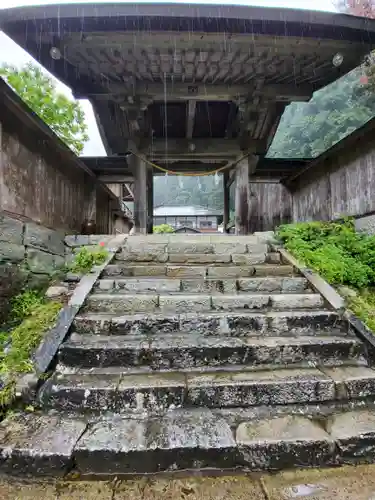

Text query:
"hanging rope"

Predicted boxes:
[[130, 150, 251, 177]]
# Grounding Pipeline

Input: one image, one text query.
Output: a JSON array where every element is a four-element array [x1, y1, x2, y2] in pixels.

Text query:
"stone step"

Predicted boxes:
[[83, 292, 324, 314], [3, 407, 375, 476], [39, 365, 375, 413], [102, 263, 295, 279], [73, 310, 347, 337], [117, 240, 269, 259], [94, 276, 310, 294], [115, 252, 280, 265], [58, 333, 365, 369]]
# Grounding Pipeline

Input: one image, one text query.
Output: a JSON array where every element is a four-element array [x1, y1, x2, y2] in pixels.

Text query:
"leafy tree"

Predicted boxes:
[[0, 63, 88, 155], [153, 174, 223, 211], [268, 68, 375, 159]]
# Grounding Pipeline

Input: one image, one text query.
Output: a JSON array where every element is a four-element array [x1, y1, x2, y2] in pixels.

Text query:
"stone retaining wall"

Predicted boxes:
[[0, 212, 116, 320]]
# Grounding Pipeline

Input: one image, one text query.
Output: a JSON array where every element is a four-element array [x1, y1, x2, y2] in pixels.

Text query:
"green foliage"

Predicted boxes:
[[153, 224, 175, 234], [0, 300, 61, 407], [268, 68, 375, 159], [9, 290, 45, 323], [277, 219, 375, 289], [348, 291, 375, 334], [0, 63, 88, 155], [68, 246, 109, 274]]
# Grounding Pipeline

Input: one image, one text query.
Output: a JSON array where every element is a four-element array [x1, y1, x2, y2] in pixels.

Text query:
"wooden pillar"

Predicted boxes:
[[223, 171, 230, 233], [235, 155, 258, 235], [147, 168, 154, 234], [133, 155, 148, 234]]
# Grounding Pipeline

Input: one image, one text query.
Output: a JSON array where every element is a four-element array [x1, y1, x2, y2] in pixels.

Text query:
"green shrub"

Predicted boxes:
[[10, 290, 45, 322], [277, 219, 375, 289], [153, 224, 175, 234], [68, 246, 108, 274]]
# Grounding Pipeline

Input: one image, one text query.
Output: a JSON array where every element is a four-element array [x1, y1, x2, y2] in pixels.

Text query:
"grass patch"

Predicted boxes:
[[348, 290, 375, 333], [68, 245, 108, 274], [277, 218, 375, 332], [0, 291, 61, 408]]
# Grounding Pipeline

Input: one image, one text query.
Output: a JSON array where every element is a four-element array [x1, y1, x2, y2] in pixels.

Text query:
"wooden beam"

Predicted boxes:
[[80, 83, 314, 103], [235, 155, 259, 235], [186, 100, 197, 139], [141, 138, 241, 157], [147, 168, 154, 234], [129, 154, 148, 234], [223, 171, 230, 234], [98, 175, 134, 183]]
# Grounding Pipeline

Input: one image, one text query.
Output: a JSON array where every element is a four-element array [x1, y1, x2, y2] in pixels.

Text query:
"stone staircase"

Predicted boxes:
[[3, 233, 375, 478]]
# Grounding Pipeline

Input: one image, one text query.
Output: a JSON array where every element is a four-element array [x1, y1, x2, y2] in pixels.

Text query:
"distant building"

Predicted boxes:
[[153, 206, 222, 232]]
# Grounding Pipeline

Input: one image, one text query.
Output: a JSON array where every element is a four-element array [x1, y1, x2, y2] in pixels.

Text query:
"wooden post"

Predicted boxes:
[[235, 155, 258, 235], [132, 155, 148, 234], [147, 168, 154, 234], [223, 171, 230, 233]]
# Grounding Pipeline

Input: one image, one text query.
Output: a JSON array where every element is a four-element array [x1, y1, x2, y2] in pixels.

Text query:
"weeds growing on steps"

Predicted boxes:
[[68, 245, 108, 274], [0, 290, 61, 408], [277, 218, 375, 332]]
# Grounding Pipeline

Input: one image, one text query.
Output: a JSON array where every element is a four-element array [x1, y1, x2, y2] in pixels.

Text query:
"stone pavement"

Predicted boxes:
[[2, 465, 375, 499]]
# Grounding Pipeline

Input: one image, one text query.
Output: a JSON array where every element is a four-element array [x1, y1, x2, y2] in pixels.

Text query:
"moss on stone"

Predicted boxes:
[[0, 299, 62, 407]]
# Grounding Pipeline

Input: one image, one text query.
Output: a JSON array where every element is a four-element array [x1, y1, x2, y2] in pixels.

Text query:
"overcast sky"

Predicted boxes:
[[0, 0, 337, 156]]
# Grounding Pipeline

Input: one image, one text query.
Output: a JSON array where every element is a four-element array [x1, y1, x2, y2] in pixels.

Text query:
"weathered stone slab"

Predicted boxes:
[[84, 294, 159, 313], [168, 241, 214, 254], [181, 278, 237, 294], [117, 242, 168, 263], [271, 294, 324, 310], [237, 277, 307, 294], [266, 252, 281, 264], [40, 373, 122, 411], [238, 277, 284, 292], [321, 366, 375, 400], [113, 278, 181, 293], [74, 410, 236, 474], [24, 223, 65, 256], [236, 415, 335, 469], [330, 410, 375, 464], [0, 242, 25, 262], [207, 266, 255, 279], [166, 266, 206, 278], [0, 214, 23, 244], [159, 294, 211, 313], [253, 264, 294, 276], [187, 368, 335, 408], [59, 335, 150, 368], [169, 253, 231, 264], [213, 242, 247, 254], [212, 294, 270, 311], [232, 254, 267, 265], [103, 264, 167, 277], [246, 243, 269, 254], [26, 248, 56, 274], [268, 310, 345, 336], [117, 371, 186, 411], [246, 336, 364, 367], [0, 413, 86, 476], [282, 277, 309, 293]]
